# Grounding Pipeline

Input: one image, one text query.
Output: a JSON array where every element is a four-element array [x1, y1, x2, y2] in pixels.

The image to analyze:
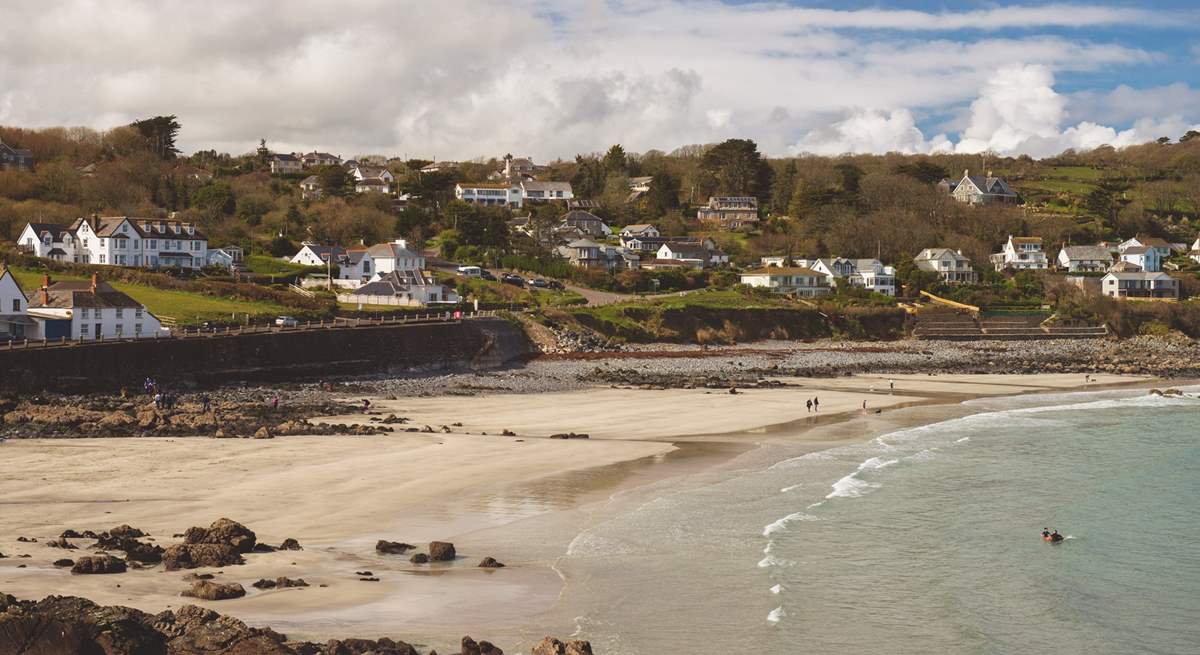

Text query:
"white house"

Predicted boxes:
[[0, 264, 34, 341], [849, 259, 897, 296], [18, 216, 208, 270], [25, 274, 167, 340], [520, 180, 573, 204], [299, 175, 322, 199], [340, 270, 459, 307], [291, 243, 346, 267], [740, 267, 831, 297], [991, 235, 1048, 271], [620, 224, 659, 239], [795, 257, 856, 285], [365, 239, 425, 276], [1118, 246, 1162, 273], [655, 242, 712, 269], [456, 182, 522, 207], [351, 165, 395, 183], [1057, 245, 1113, 272], [338, 248, 374, 282], [914, 248, 978, 284], [299, 151, 342, 168], [1189, 237, 1200, 264], [1118, 236, 1172, 261], [354, 177, 392, 194], [1101, 271, 1179, 300]]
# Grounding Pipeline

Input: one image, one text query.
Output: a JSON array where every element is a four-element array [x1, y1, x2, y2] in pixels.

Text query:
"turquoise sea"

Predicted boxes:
[[555, 387, 1200, 654]]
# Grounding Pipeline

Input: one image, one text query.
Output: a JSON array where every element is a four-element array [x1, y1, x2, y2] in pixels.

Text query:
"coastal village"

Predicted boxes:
[[4, 132, 1200, 348]]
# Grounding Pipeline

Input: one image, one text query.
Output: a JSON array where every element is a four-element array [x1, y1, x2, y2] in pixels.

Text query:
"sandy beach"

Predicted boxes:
[[0, 370, 1154, 651]]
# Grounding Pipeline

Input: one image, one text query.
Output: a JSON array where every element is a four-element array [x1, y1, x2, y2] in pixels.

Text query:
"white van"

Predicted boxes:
[[456, 265, 482, 277]]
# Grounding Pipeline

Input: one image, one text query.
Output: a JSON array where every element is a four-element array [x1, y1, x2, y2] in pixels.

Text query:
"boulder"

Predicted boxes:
[[428, 541, 456, 562], [162, 543, 244, 571], [531, 637, 594, 655], [71, 555, 127, 574], [409, 553, 429, 564], [181, 581, 246, 601], [108, 524, 146, 539], [321, 637, 418, 655], [478, 557, 505, 569], [253, 426, 274, 439], [164, 603, 292, 654], [183, 518, 258, 553], [0, 595, 165, 654], [278, 538, 302, 551], [461, 636, 504, 655], [252, 577, 308, 590], [59, 529, 84, 539], [376, 540, 415, 555], [252, 543, 278, 553], [46, 537, 76, 549], [53, 558, 75, 567]]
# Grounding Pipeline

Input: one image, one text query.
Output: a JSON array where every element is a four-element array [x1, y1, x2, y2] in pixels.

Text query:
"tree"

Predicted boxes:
[[770, 160, 797, 214], [130, 115, 181, 159], [314, 165, 351, 197], [571, 156, 606, 199], [645, 170, 681, 217], [256, 139, 270, 164], [892, 160, 948, 185], [1181, 130, 1200, 143], [699, 139, 773, 201], [191, 182, 235, 216], [602, 144, 628, 175], [235, 194, 274, 226]]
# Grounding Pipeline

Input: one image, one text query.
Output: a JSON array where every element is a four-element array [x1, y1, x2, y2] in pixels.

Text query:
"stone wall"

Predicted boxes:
[[0, 317, 534, 394]]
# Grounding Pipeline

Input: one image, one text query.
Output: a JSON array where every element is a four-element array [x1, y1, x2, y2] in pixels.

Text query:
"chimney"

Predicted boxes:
[[394, 238, 407, 249], [90, 273, 98, 293], [963, 169, 969, 178]]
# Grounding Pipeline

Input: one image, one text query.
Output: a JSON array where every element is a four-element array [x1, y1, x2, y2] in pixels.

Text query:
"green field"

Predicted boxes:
[[9, 267, 291, 325]]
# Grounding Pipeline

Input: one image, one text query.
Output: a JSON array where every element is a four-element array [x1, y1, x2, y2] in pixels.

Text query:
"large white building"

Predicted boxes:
[[18, 216, 208, 270], [914, 248, 978, 284], [991, 235, 1048, 271], [0, 264, 34, 341], [454, 180, 574, 209], [740, 267, 831, 297], [25, 274, 167, 340]]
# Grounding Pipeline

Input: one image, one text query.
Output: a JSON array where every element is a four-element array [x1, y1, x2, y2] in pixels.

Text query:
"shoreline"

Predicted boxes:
[[0, 368, 1163, 652]]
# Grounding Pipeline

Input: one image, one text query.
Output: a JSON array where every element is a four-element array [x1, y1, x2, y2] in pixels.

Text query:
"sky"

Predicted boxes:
[[1, 1, 1198, 161]]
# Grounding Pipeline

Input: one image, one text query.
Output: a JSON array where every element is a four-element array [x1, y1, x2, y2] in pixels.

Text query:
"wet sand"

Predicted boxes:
[[0, 371, 1153, 650]]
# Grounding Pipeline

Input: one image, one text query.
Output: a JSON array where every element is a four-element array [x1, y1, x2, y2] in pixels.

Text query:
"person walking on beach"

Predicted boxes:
[[889, 379, 895, 393], [200, 394, 211, 413], [806, 399, 813, 413], [153, 392, 162, 410], [813, 397, 820, 412], [862, 399, 868, 413]]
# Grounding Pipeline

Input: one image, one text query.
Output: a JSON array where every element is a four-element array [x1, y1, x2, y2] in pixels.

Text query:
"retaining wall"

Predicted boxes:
[[0, 317, 534, 394]]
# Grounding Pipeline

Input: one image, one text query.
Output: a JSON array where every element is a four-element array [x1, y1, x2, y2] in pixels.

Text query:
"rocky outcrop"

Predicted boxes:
[[376, 540, 415, 555], [70, 555, 127, 574], [429, 541, 456, 562], [532, 637, 594, 655], [251, 577, 308, 590], [409, 553, 429, 564], [162, 543, 244, 571], [184, 518, 257, 553], [478, 557, 505, 568], [461, 636, 504, 655], [181, 581, 247, 601], [278, 538, 302, 551]]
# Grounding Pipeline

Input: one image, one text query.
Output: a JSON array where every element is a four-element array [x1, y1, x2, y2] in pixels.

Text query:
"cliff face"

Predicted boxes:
[[0, 318, 535, 394], [569, 306, 908, 344]]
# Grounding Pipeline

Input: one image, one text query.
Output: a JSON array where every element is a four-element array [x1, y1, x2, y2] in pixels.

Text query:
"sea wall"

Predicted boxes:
[[0, 317, 535, 394], [567, 306, 909, 344]]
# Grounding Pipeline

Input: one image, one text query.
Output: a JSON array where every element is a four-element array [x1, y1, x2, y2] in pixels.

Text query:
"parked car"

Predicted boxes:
[[456, 265, 482, 277], [500, 273, 525, 288], [529, 278, 549, 289], [275, 316, 298, 328], [480, 269, 497, 281], [546, 279, 565, 290]]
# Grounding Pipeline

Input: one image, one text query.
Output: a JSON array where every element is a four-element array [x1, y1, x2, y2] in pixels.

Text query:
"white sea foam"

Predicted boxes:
[[770, 584, 783, 594], [767, 606, 786, 623], [768, 449, 835, 470], [825, 456, 898, 499], [906, 448, 939, 462], [780, 483, 802, 493], [955, 437, 970, 443], [758, 554, 795, 568], [763, 511, 819, 536]]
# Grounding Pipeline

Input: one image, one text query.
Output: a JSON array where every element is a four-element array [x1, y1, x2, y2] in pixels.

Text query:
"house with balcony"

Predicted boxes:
[[521, 180, 573, 204], [849, 259, 898, 296], [914, 248, 978, 284], [456, 182, 521, 207], [557, 238, 606, 269], [1101, 271, 1179, 300], [299, 151, 342, 168], [1118, 236, 1172, 261], [697, 196, 759, 230], [739, 267, 831, 297], [991, 236, 1048, 271], [1056, 245, 1113, 272], [18, 216, 207, 269]]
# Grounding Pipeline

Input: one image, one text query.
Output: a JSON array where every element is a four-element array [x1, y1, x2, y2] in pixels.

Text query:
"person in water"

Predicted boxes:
[[1042, 527, 1051, 539]]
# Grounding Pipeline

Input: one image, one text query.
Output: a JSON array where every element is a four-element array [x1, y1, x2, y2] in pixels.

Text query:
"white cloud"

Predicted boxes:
[[794, 65, 1200, 158], [0, 1, 1189, 159]]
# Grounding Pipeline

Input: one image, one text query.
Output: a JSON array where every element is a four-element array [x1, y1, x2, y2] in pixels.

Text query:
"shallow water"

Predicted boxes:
[[556, 388, 1200, 654]]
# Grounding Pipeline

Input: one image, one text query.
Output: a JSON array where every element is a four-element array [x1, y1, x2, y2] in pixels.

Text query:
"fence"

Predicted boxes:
[[1, 310, 502, 351]]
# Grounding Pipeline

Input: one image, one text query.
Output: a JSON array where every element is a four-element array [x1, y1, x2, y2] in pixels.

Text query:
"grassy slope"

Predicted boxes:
[[10, 266, 290, 324]]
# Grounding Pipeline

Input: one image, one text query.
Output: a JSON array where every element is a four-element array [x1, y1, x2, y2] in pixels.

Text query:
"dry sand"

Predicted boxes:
[[0, 371, 1153, 649]]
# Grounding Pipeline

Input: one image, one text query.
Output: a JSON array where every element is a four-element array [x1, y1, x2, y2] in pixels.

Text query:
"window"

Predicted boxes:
[[115, 308, 124, 319], [80, 308, 89, 319], [99, 254, 106, 263], [148, 239, 156, 249], [94, 324, 101, 338], [81, 323, 89, 335], [115, 324, 123, 336], [10, 299, 18, 312], [135, 323, 142, 335], [135, 308, 143, 318]]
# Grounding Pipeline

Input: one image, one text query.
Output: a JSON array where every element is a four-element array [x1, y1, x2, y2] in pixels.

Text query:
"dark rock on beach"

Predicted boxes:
[[71, 555, 127, 574], [478, 557, 505, 568], [181, 580, 247, 601], [428, 541, 456, 561], [376, 540, 415, 554]]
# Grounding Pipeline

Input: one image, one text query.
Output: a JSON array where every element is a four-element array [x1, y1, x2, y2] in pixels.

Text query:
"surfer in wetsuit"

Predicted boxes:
[[1051, 530, 1063, 543], [1042, 528, 1051, 539]]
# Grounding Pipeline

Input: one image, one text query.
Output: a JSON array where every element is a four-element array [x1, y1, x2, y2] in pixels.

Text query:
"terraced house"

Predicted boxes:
[[17, 216, 208, 270]]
